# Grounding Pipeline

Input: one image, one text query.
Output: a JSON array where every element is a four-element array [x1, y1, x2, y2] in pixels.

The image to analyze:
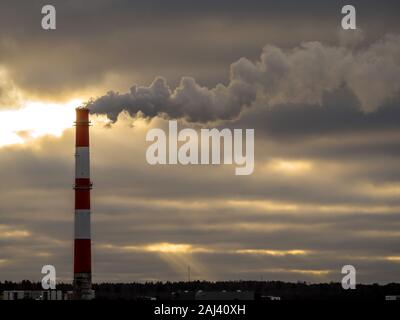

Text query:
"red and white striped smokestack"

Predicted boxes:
[[73, 107, 93, 299]]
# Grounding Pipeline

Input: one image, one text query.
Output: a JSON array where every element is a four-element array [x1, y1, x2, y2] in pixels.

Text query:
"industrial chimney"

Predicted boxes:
[[73, 107, 93, 299]]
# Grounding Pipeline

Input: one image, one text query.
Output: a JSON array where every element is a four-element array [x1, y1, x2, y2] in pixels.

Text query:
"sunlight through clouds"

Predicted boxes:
[[98, 242, 212, 280], [0, 225, 31, 239], [265, 159, 313, 175], [235, 249, 310, 256], [0, 99, 82, 147]]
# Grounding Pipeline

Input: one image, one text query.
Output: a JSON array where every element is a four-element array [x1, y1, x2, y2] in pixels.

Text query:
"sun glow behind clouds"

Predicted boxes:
[[0, 99, 82, 147], [236, 249, 309, 256], [0, 225, 31, 239], [270, 159, 313, 174]]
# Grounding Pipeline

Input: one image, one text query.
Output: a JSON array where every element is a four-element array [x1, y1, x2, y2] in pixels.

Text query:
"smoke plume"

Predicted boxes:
[[87, 34, 400, 123]]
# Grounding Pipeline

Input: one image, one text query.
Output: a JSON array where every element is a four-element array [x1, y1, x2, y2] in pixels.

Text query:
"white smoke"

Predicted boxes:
[[86, 76, 256, 123], [87, 34, 400, 123]]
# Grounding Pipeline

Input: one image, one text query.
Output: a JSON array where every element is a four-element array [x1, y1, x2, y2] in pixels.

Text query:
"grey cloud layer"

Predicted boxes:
[[1, 119, 399, 283]]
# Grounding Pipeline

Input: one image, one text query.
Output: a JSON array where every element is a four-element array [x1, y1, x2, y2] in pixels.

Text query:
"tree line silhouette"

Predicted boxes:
[[1, 280, 399, 300]]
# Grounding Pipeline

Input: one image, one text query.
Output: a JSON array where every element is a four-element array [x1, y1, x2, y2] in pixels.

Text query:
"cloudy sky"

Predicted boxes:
[[1, 0, 400, 284]]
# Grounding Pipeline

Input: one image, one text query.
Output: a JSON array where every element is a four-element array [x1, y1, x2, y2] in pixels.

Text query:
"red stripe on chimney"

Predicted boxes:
[[75, 189, 91, 210], [74, 239, 92, 273]]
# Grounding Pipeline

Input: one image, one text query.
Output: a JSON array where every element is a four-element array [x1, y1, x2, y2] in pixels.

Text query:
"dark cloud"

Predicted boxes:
[[234, 87, 400, 139]]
